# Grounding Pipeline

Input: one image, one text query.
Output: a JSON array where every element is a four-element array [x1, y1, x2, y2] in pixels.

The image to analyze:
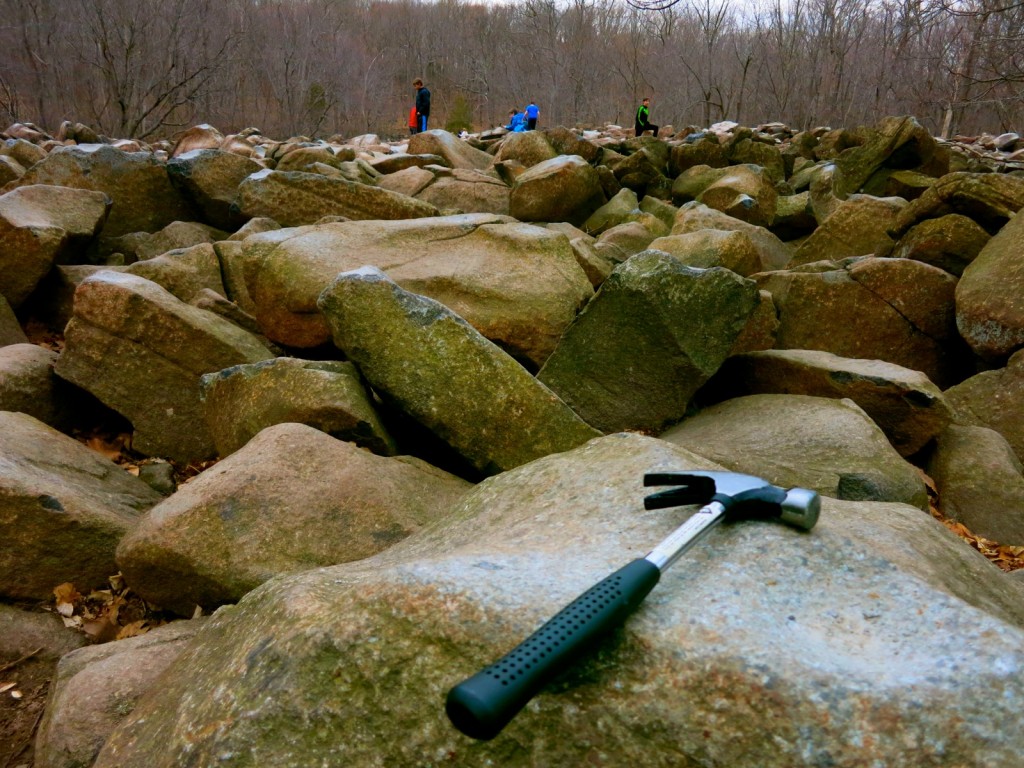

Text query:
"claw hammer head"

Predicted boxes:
[[643, 470, 820, 530]]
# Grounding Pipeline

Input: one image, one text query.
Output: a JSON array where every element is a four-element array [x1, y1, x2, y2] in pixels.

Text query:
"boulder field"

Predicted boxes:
[[2, 114, 1023, 767]]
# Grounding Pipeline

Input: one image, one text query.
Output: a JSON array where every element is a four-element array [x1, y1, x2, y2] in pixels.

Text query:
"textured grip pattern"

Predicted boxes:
[[446, 558, 660, 740]]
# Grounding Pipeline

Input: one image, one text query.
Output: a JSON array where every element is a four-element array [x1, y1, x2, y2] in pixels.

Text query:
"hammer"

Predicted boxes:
[[445, 470, 820, 740]]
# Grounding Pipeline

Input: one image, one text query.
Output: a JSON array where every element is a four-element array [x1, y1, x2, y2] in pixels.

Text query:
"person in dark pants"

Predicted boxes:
[[414, 78, 431, 134], [634, 97, 658, 137], [525, 100, 539, 130]]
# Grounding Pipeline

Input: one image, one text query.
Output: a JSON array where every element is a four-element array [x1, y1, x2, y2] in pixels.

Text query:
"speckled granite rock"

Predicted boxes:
[[93, 433, 1024, 768]]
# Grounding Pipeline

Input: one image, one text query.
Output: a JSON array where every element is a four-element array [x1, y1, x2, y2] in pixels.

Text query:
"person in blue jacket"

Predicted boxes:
[[506, 110, 526, 132], [525, 100, 539, 130]]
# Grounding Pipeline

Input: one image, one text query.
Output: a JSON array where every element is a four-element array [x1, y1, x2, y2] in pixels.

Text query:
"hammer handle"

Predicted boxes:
[[445, 558, 660, 740]]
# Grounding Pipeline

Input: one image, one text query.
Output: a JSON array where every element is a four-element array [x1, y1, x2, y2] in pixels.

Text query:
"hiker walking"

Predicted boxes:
[[634, 97, 658, 137], [413, 78, 431, 134], [525, 100, 539, 130]]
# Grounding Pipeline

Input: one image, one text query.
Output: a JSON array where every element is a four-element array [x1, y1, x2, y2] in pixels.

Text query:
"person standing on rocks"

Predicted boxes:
[[635, 97, 659, 137], [525, 100, 539, 130], [414, 78, 431, 134]]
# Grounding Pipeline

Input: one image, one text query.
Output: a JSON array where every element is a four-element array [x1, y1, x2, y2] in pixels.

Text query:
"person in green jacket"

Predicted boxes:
[[635, 97, 659, 137]]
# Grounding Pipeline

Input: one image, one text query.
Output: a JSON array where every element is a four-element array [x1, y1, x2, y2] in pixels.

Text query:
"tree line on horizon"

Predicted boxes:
[[1, 0, 1022, 143]]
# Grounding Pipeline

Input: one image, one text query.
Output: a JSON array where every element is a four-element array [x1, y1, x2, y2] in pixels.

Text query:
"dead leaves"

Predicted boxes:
[[51, 574, 167, 644], [922, 471, 1024, 573]]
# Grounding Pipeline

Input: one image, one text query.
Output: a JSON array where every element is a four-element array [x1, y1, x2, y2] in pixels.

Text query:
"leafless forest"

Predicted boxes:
[[1, 0, 1022, 142]]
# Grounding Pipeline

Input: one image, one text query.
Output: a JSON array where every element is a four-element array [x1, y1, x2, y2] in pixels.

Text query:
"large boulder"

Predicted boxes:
[[944, 348, 1024, 464], [122, 242, 227, 304], [707, 349, 953, 457], [0, 411, 161, 600], [791, 195, 906, 266], [756, 257, 966, 388], [494, 131, 558, 168], [954, 208, 1024, 361], [671, 164, 777, 227], [891, 171, 1024, 236], [111, 220, 229, 264], [2, 144, 196, 239], [413, 167, 511, 215], [538, 251, 758, 433], [199, 357, 395, 457], [54, 271, 276, 462], [239, 214, 592, 368], [233, 168, 439, 226], [318, 267, 600, 475], [671, 202, 792, 271], [833, 115, 939, 198], [0, 184, 111, 308], [408, 129, 495, 171], [166, 148, 264, 230], [117, 423, 471, 614], [660, 394, 928, 508], [648, 229, 772, 276], [926, 424, 1024, 545], [890, 213, 990, 277], [91, 433, 1024, 768], [509, 154, 605, 225]]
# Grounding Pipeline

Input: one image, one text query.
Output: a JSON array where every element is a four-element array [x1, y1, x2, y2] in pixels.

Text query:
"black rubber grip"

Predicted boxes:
[[445, 558, 661, 740]]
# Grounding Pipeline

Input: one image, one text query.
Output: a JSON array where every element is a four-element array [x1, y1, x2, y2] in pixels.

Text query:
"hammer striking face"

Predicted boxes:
[[445, 470, 821, 741]]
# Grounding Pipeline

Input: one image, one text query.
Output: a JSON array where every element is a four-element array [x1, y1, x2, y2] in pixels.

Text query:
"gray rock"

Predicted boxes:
[[582, 187, 640, 236], [376, 165, 435, 198], [927, 424, 1024, 545], [708, 349, 953, 457], [0, 343, 78, 429], [0, 294, 27, 346], [199, 357, 395, 457], [92, 433, 1024, 768], [493, 131, 558, 168], [234, 169, 439, 227], [833, 116, 939, 198], [592, 218, 663, 263], [0, 604, 86, 661], [509, 154, 605, 225], [240, 214, 592, 369], [660, 394, 928, 508], [891, 171, 1024, 237], [318, 267, 600, 475], [891, 213, 990, 277], [672, 163, 777, 227], [538, 252, 758, 433], [944, 349, 1024, 464], [111, 220, 229, 264], [35, 619, 205, 768], [166, 148, 264, 230], [117, 423, 471, 614], [54, 271, 275, 462], [123, 242, 226, 303], [671, 202, 792, 271], [3, 144, 195, 239], [0, 154, 26, 186], [955, 208, 1024, 360], [0, 411, 161, 599], [791, 195, 906, 266], [370, 153, 448, 174], [757, 258, 965, 388], [408, 129, 495, 170], [0, 184, 111, 308], [648, 229, 770, 276], [414, 167, 511, 215]]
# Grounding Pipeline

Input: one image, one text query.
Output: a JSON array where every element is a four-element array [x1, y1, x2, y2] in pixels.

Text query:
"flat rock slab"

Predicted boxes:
[[659, 394, 928, 508], [318, 267, 600, 475], [92, 433, 1024, 767]]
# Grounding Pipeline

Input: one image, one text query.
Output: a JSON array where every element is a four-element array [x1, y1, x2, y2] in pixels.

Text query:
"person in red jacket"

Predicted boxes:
[[408, 105, 418, 135]]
